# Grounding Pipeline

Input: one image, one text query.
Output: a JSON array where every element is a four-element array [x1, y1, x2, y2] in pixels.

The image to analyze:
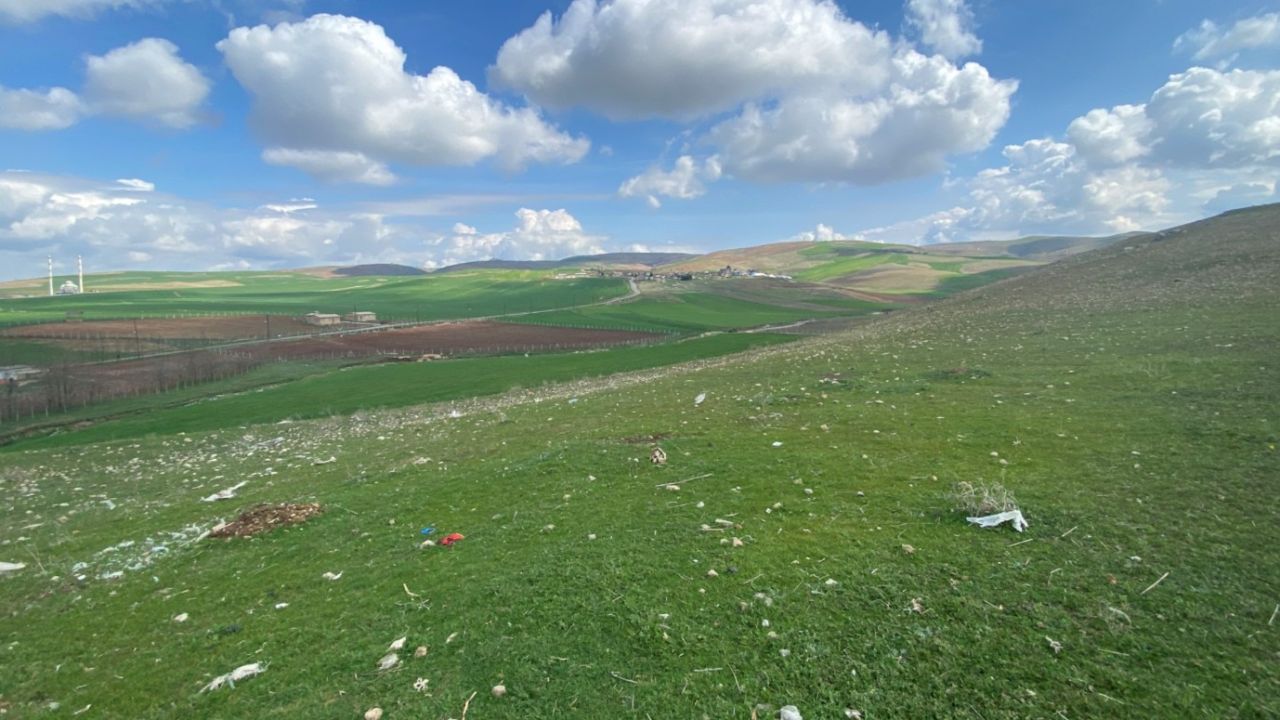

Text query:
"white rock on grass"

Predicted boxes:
[[322, 571, 343, 581], [389, 636, 407, 651], [364, 708, 383, 720], [377, 653, 399, 671], [780, 705, 803, 720], [200, 662, 265, 692], [492, 683, 507, 698], [173, 613, 189, 623]]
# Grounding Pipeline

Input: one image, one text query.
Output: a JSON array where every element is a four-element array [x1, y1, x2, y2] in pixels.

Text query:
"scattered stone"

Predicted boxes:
[[492, 683, 507, 698], [173, 613, 189, 623], [901, 544, 916, 555], [414, 646, 428, 658], [780, 705, 803, 720], [364, 708, 383, 720], [706, 569, 719, 578], [587, 533, 597, 541], [389, 636, 407, 652], [377, 653, 399, 671], [322, 571, 343, 581]]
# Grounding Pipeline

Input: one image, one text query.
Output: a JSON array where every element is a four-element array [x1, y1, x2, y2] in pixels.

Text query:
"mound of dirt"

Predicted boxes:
[[211, 503, 322, 538]]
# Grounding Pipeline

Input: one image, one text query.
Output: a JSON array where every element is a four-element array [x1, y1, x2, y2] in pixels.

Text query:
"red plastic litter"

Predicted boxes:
[[440, 533, 465, 546]]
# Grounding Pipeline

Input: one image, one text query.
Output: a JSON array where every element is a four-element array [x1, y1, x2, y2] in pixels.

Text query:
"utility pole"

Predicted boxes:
[[133, 318, 141, 357]]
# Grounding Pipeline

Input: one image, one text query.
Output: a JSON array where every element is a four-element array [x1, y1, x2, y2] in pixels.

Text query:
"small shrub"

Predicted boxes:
[[922, 367, 992, 381], [951, 481, 1018, 515]]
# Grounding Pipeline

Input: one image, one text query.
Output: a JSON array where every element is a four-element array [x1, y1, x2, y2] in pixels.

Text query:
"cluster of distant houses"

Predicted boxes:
[[587, 266, 792, 282]]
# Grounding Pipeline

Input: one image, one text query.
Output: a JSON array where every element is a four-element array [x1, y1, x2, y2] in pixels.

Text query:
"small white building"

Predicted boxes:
[[57, 280, 81, 295], [303, 312, 342, 326], [344, 311, 377, 322]]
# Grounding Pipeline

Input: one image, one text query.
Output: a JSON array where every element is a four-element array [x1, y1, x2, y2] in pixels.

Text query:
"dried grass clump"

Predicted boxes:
[[211, 503, 322, 538], [951, 481, 1018, 515]]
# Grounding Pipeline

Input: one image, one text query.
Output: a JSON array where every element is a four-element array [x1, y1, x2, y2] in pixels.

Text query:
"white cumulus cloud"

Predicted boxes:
[[218, 14, 589, 182], [0, 0, 151, 24], [619, 155, 722, 207], [904, 0, 982, 60], [1174, 12, 1280, 61], [710, 49, 1014, 184], [0, 85, 83, 130], [493, 0, 1010, 195], [84, 38, 210, 128], [862, 64, 1280, 244], [788, 223, 853, 242], [1144, 67, 1280, 168], [427, 208, 606, 267], [491, 0, 894, 121], [262, 148, 395, 186], [0, 38, 207, 130]]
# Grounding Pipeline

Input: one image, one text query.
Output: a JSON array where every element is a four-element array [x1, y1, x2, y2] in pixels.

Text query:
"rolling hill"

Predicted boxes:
[[0, 205, 1275, 717]]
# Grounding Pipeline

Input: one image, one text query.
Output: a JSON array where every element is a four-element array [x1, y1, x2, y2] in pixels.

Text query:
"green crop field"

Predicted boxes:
[[4, 333, 796, 450], [514, 285, 883, 333], [0, 207, 1276, 718], [0, 270, 629, 327]]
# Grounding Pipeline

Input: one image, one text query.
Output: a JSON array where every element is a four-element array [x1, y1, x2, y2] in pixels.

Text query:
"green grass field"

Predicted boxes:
[[0, 270, 629, 327], [5, 333, 796, 450], [514, 287, 882, 333], [0, 207, 1276, 718]]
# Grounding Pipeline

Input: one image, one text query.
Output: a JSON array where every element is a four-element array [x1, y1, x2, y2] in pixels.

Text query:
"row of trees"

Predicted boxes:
[[1, 350, 264, 425]]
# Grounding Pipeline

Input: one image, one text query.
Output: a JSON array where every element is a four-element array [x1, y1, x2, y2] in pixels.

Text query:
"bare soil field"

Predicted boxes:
[[10, 321, 662, 417], [2, 315, 320, 340]]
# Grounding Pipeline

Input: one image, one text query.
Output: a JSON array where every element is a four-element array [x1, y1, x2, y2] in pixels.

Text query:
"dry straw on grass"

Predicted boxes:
[[951, 481, 1018, 515]]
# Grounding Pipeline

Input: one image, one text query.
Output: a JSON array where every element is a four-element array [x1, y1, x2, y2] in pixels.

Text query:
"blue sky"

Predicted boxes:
[[1, 0, 1278, 278]]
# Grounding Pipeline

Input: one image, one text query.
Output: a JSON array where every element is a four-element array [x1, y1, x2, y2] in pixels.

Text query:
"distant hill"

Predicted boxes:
[[657, 231, 1136, 294], [928, 232, 1142, 261], [433, 252, 697, 273], [332, 264, 427, 277]]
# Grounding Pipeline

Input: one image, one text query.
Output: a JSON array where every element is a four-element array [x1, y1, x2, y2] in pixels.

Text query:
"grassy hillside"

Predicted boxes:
[[514, 282, 883, 333], [0, 270, 628, 327], [0, 207, 1276, 717]]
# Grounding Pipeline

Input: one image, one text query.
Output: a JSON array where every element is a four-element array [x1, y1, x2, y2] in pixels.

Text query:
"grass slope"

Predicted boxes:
[[0, 206, 1276, 718]]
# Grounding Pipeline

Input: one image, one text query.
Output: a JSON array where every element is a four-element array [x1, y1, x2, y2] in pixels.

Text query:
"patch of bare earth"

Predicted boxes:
[[3, 315, 319, 340], [210, 503, 323, 538]]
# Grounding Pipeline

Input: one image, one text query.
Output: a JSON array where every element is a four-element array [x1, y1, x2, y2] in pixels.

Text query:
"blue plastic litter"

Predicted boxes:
[[420, 527, 435, 536]]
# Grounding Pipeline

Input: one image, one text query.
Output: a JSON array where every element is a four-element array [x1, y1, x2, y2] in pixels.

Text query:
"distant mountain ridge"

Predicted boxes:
[[332, 264, 427, 276], [431, 252, 698, 273]]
